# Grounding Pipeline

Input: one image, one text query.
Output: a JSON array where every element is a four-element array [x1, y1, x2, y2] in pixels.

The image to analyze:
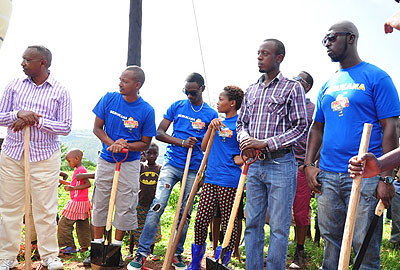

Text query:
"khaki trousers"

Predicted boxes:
[[58, 216, 91, 249], [0, 150, 60, 260]]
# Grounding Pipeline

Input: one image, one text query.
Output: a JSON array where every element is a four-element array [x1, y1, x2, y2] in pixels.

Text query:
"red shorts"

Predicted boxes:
[[293, 169, 311, 227]]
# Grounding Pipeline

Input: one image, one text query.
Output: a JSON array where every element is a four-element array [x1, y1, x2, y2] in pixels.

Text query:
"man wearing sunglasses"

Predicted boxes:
[[305, 21, 400, 269], [129, 73, 217, 270], [238, 39, 308, 270]]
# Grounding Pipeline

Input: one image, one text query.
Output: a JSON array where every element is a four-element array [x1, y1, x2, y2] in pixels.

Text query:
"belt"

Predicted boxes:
[[258, 148, 291, 160]]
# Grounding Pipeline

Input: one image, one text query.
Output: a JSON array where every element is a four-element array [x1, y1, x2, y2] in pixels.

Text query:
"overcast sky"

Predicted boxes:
[[0, 0, 399, 132]]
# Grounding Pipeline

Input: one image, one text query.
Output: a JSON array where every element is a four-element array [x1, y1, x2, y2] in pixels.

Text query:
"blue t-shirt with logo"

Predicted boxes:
[[163, 99, 218, 170], [205, 115, 242, 188], [314, 62, 400, 173], [92, 92, 157, 163]]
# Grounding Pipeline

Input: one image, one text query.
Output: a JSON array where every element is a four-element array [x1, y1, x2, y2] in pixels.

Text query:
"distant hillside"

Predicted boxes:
[[61, 129, 168, 164], [61, 130, 102, 162]]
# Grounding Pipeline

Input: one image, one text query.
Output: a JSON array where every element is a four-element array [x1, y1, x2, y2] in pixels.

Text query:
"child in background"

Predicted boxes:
[[58, 149, 92, 254], [129, 143, 162, 259]]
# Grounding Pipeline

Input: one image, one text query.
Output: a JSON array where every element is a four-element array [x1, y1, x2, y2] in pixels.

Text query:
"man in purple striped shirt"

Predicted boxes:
[[238, 39, 307, 270], [0, 45, 72, 270]]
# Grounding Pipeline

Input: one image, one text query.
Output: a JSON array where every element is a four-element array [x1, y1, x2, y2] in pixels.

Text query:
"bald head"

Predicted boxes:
[[329, 21, 359, 42], [66, 148, 83, 160]]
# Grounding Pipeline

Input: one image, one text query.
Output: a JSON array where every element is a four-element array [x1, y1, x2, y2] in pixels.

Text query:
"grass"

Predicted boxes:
[[51, 172, 400, 269]]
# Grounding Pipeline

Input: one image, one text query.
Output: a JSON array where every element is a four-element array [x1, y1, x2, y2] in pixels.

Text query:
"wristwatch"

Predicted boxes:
[[379, 176, 395, 184], [304, 162, 315, 169]]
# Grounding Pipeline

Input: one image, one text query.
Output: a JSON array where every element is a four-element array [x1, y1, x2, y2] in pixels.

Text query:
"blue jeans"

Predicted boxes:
[[316, 170, 381, 270], [244, 151, 297, 270], [137, 162, 197, 256]]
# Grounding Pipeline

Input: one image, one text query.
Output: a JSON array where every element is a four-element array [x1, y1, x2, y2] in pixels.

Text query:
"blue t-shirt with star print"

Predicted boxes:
[[163, 99, 218, 170], [314, 62, 400, 173], [93, 92, 157, 163], [205, 115, 242, 188]]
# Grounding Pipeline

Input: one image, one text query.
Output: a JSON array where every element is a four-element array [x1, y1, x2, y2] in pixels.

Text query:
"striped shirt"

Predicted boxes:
[[0, 74, 72, 162], [237, 72, 307, 152]]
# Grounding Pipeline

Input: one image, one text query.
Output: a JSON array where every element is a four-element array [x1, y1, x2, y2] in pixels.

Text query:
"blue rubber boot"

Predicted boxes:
[[215, 246, 233, 266], [187, 243, 207, 270]]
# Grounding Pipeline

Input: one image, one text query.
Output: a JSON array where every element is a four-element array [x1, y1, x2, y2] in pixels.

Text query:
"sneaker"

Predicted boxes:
[[0, 259, 18, 270], [41, 257, 63, 270], [172, 255, 187, 269], [83, 256, 91, 267], [127, 253, 146, 270], [289, 249, 305, 269]]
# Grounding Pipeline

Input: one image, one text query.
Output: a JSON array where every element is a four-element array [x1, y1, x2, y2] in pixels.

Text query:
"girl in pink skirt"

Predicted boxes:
[[58, 149, 92, 253]]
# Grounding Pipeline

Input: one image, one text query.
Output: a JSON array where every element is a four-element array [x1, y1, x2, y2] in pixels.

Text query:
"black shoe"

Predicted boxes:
[[289, 249, 306, 269], [83, 256, 91, 267]]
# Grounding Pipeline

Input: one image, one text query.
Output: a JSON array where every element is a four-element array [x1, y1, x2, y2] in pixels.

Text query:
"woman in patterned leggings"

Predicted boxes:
[[187, 86, 244, 270]]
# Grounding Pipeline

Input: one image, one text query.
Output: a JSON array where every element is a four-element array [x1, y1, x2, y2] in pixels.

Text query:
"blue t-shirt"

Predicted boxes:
[[205, 115, 242, 188], [92, 92, 157, 162], [314, 62, 400, 173], [163, 99, 218, 170]]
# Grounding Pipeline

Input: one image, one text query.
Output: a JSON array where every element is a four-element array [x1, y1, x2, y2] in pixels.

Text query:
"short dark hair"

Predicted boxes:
[[264, 39, 285, 58], [300, 71, 314, 89], [28, 45, 52, 68], [185, 72, 204, 87], [148, 142, 159, 154], [149, 142, 159, 151], [223, 85, 244, 110], [126, 65, 145, 87]]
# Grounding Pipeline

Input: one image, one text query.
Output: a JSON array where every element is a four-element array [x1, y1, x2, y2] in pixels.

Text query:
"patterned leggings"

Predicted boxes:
[[194, 183, 239, 251]]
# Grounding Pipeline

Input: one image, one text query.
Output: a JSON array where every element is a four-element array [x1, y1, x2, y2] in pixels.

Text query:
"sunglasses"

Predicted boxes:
[[322, 32, 352, 45], [293, 76, 309, 85], [182, 85, 203, 97]]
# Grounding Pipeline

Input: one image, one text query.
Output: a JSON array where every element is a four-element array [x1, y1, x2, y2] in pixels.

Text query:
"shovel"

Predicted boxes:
[[24, 126, 32, 270], [91, 148, 129, 268], [162, 129, 216, 270], [338, 123, 372, 270], [206, 151, 258, 270], [353, 199, 385, 270], [161, 146, 193, 270]]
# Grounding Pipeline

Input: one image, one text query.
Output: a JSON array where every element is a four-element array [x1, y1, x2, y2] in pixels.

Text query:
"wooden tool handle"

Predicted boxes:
[[104, 150, 129, 245], [162, 147, 193, 269], [375, 200, 385, 216], [24, 127, 32, 270], [59, 179, 71, 185], [104, 169, 120, 245], [163, 129, 217, 270], [221, 172, 246, 249], [338, 123, 372, 270]]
